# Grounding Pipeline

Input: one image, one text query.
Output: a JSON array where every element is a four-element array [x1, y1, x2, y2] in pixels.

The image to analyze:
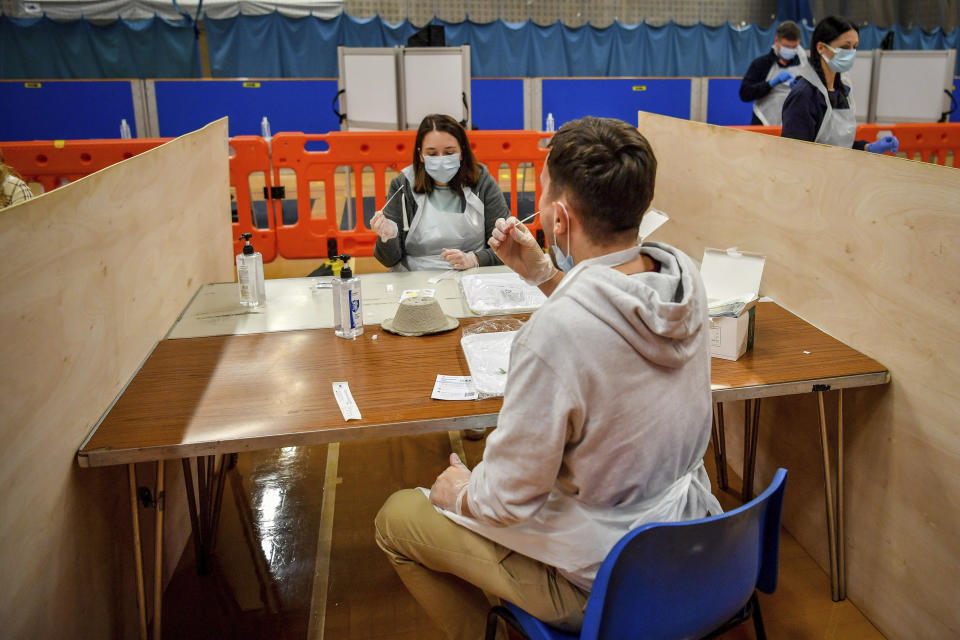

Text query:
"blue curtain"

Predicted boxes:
[[0, 15, 198, 78], [3, 12, 957, 79]]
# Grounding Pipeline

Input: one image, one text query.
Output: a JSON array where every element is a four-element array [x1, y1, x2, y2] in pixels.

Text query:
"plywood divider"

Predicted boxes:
[[637, 111, 960, 638], [0, 119, 233, 637]]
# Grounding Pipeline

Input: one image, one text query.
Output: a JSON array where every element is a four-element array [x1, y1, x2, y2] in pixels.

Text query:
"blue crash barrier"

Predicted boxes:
[[154, 79, 342, 138], [0, 80, 138, 141]]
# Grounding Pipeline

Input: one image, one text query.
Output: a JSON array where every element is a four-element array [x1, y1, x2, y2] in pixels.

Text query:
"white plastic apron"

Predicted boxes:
[[797, 65, 857, 148], [753, 47, 808, 126], [433, 244, 723, 588], [401, 168, 485, 271]]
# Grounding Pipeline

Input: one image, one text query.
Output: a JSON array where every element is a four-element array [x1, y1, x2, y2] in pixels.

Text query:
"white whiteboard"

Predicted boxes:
[[874, 50, 956, 122], [849, 50, 874, 122], [403, 47, 470, 129], [340, 48, 399, 130]]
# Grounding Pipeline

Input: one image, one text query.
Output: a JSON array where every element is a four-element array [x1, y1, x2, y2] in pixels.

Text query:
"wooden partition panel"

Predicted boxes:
[[0, 119, 233, 636], [637, 111, 960, 638]]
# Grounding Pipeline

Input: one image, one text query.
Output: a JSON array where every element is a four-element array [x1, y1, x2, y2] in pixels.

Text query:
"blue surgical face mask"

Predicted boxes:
[[778, 45, 798, 61], [549, 201, 574, 272], [823, 44, 856, 73], [423, 153, 461, 184]]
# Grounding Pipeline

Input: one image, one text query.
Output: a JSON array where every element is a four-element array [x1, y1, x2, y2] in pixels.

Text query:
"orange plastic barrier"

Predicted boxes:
[[0, 138, 168, 193], [733, 123, 960, 163], [270, 130, 550, 259], [228, 136, 277, 262], [857, 123, 960, 165]]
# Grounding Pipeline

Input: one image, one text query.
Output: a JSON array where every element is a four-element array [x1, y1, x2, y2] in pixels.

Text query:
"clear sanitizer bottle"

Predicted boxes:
[[236, 233, 266, 307], [332, 254, 363, 339]]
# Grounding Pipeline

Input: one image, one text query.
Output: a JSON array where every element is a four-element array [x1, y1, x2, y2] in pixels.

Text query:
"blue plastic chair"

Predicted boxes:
[[485, 468, 788, 640]]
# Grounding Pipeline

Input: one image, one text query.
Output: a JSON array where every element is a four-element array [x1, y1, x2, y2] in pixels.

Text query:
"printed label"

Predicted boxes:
[[710, 324, 721, 348]]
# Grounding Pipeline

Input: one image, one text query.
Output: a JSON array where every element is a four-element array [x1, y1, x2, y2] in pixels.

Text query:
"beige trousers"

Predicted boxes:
[[374, 488, 589, 640]]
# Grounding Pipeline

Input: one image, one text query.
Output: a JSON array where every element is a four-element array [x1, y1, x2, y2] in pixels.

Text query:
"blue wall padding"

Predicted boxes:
[[0, 80, 136, 140], [154, 79, 341, 137], [707, 78, 755, 126], [0, 15, 198, 79], [542, 78, 691, 129], [471, 79, 525, 130]]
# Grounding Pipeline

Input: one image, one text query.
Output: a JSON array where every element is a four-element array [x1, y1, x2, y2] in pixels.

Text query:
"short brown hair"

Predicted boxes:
[[412, 114, 480, 194], [776, 21, 802, 41], [546, 117, 657, 244]]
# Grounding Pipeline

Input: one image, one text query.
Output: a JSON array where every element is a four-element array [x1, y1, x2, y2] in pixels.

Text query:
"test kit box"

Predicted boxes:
[[700, 248, 766, 361]]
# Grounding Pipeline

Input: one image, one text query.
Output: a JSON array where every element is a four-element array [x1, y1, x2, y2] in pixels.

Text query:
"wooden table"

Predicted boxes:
[[78, 297, 887, 637]]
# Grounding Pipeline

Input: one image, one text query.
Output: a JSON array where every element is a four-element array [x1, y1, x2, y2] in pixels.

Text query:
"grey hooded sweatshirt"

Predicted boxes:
[[443, 242, 720, 591]]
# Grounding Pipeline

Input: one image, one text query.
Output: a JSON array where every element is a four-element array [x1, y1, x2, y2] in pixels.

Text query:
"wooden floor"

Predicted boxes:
[[162, 431, 884, 639]]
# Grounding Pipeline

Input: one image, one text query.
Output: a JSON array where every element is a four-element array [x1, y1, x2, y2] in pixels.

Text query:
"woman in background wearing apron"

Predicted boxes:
[[371, 114, 510, 271], [782, 15, 899, 154]]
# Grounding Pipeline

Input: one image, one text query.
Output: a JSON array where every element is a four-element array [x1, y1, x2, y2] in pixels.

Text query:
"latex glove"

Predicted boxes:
[[867, 136, 899, 155], [770, 71, 793, 86], [488, 217, 557, 286], [788, 75, 801, 88], [370, 210, 398, 241], [429, 453, 471, 515], [441, 248, 479, 270]]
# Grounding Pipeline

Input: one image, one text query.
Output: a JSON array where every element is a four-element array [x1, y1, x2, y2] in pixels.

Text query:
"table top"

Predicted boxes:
[[78, 300, 888, 468], [709, 303, 888, 402], [167, 267, 515, 339]]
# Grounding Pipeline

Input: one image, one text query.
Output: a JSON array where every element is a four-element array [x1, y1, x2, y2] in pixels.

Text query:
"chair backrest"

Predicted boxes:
[[579, 468, 788, 640]]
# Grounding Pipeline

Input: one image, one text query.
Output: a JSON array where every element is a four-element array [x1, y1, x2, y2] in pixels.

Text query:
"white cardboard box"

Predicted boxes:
[[700, 248, 766, 361]]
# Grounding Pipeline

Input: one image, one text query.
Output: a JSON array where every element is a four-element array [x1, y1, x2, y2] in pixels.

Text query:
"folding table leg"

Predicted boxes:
[[182, 454, 230, 575], [711, 401, 729, 491], [817, 390, 842, 601], [153, 460, 165, 640], [128, 464, 148, 640], [741, 398, 762, 502]]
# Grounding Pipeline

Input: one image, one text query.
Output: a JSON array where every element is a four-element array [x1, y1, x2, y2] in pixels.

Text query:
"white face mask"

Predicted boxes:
[[549, 201, 574, 272], [822, 44, 856, 73], [423, 153, 461, 184], [779, 46, 798, 60]]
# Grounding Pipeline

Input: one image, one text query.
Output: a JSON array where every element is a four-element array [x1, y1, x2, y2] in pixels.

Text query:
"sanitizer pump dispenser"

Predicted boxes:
[[332, 254, 363, 338], [236, 233, 266, 307]]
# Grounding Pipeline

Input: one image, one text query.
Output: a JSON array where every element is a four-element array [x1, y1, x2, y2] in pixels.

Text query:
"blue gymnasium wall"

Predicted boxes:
[[543, 78, 691, 128], [0, 80, 136, 140], [155, 80, 340, 137]]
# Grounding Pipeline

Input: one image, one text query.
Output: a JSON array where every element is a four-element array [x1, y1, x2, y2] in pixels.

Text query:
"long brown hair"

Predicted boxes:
[[412, 114, 480, 194]]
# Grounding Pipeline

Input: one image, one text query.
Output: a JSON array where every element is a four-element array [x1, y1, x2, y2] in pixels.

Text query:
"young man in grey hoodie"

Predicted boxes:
[[375, 116, 720, 639]]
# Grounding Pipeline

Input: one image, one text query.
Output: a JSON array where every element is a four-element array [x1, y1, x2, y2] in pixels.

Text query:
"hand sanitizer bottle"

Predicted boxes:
[[332, 254, 363, 339], [236, 233, 266, 307], [545, 113, 555, 133]]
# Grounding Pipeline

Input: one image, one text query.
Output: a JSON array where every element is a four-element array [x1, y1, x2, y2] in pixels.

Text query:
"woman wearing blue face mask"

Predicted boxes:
[[782, 16, 899, 154], [371, 113, 510, 271]]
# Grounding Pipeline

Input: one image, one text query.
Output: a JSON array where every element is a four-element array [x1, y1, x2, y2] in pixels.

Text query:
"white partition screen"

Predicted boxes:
[[849, 50, 874, 122], [338, 48, 400, 131], [873, 50, 957, 122], [402, 46, 471, 129]]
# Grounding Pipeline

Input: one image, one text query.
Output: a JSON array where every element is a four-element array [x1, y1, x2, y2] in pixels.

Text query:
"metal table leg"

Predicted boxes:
[[817, 389, 845, 601], [711, 401, 729, 491], [128, 464, 148, 640], [742, 398, 762, 502], [153, 461, 165, 640], [182, 454, 230, 574]]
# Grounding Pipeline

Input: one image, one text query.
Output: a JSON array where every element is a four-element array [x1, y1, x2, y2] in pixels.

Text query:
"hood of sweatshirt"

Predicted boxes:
[[560, 242, 708, 368]]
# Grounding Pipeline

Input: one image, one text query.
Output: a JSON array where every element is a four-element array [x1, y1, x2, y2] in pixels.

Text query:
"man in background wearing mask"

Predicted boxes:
[[375, 117, 720, 639], [739, 20, 806, 125]]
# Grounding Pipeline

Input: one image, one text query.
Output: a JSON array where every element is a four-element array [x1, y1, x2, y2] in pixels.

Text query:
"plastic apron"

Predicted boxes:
[[433, 245, 723, 588], [797, 65, 857, 148], [401, 167, 486, 271], [754, 47, 808, 126]]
